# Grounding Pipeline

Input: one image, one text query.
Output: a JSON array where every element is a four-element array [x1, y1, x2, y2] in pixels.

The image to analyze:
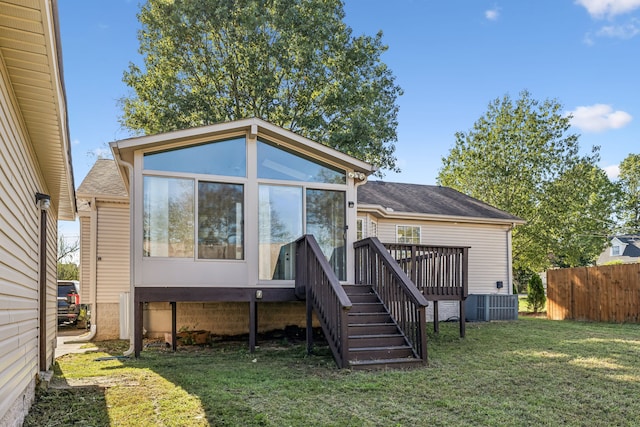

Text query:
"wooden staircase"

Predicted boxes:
[[343, 284, 423, 370], [296, 235, 428, 370]]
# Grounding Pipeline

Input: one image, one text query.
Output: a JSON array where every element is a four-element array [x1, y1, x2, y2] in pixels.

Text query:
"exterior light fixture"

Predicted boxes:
[[347, 172, 366, 180], [35, 192, 51, 211]]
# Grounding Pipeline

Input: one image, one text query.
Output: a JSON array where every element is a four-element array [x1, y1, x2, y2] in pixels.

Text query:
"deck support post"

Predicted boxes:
[[170, 302, 177, 351], [306, 289, 313, 355], [249, 299, 257, 352], [433, 301, 439, 334], [459, 300, 466, 338], [134, 299, 143, 357]]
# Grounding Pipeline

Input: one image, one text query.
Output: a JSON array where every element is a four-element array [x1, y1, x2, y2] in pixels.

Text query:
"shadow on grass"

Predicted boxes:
[[27, 320, 640, 426]]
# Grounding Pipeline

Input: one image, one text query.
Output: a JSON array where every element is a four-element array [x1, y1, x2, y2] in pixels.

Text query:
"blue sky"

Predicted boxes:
[[57, 0, 640, 241]]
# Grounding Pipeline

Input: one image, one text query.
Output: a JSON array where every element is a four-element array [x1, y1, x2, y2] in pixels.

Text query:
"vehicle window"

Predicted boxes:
[[58, 284, 76, 297]]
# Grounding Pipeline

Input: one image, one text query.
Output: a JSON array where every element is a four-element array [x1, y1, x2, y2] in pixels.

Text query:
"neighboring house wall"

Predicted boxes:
[[79, 202, 130, 340], [0, 1, 76, 424], [95, 202, 130, 339]]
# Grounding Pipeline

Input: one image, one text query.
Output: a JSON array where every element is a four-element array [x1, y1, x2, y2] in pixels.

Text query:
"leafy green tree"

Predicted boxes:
[[541, 161, 619, 267], [121, 0, 402, 172], [526, 274, 546, 313], [617, 153, 640, 234], [438, 90, 616, 276], [57, 263, 79, 280], [57, 234, 79, 280]]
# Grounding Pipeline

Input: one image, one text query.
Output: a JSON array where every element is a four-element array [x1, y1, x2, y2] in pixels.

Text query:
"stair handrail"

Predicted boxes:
[[354, 237, 428, 362], [295, 234, 352, 368]]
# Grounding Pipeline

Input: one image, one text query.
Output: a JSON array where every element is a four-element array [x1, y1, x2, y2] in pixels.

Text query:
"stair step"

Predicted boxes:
[[342, 285, 375, 295], [348, 293, 380, 303], [350, 303, 386, 314], [349, 345, 415, 360], [348, 323, 399, 335], [349, 357, 424, 371], [349, 334, 408, 347], [348, 312, 392, 323]]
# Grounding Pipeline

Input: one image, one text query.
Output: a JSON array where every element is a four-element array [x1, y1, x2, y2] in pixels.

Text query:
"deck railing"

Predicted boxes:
[[354, 237, 428, 362], [295, 235, 351, 368], [383, 243, 469, 300]]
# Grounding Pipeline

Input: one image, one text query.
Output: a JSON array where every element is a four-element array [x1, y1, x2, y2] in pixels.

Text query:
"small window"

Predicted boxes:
[[356, 218, 364, 240], [611, 245, 620, 256], [397, 225, 420, 244], [370, 221, 378, 238]]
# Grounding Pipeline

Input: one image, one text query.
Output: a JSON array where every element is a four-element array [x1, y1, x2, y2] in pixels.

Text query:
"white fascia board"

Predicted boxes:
[[110, 118, 376, 175], [357, 204, 527, 227]]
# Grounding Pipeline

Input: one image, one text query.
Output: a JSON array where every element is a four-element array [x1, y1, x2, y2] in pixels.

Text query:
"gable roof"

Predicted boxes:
[[110, 117, 376, 188], [77, 158, 128, 200], [611, 235, 640, 257], [358, 181, 524, 225]]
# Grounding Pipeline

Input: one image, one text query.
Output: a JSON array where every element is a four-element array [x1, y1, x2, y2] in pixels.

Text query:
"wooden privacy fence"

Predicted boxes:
[[547, 263, 640, 322]]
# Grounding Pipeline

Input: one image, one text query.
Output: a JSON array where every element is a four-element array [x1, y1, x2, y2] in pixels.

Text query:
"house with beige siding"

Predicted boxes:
[[79, 138, 523, 345], [357, 181, 524, 322], [0, 1, 76, 425]]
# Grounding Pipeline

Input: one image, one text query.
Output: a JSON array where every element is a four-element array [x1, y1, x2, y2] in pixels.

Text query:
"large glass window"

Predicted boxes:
[[198, 182, 244, 260], [259, 185, 303, 280], [143, 177, 194, 257], [144, 137, 246, 177], [307, 189, 346, 280], [257, 139, 345, 184]]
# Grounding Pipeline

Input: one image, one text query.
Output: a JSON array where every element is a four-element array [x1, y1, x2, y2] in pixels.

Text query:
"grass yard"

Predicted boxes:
[[25, 318, 640, 426]]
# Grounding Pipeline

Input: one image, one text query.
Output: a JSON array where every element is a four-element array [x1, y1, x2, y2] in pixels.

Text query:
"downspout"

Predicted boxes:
[[81, 198, 98, 341], [350, 173, 368, 284], [66, 198, 99, 344], [116, 156, 136, 357], [507, 223, 515, 294]]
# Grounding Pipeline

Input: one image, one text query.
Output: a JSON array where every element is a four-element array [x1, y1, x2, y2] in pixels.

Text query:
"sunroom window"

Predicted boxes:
[[198, 182, 244, 260], [257, 139, 345, 184], [143, 176, 194, 257], [144, 137, 246, 177]]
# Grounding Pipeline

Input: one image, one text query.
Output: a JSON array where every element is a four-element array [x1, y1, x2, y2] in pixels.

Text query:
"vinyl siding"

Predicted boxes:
[[96, 203, 130, 303], [0, 56, 58, 420], [376, 219, 512, 294]]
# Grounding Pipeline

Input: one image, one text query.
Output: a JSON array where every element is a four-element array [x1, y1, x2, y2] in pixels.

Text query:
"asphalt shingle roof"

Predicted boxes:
[[77, 158, 127, 198], [358, 181, 522, 222]]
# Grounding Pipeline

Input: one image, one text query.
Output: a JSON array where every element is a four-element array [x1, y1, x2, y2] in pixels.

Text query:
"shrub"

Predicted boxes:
[[526, 274, 546, 313], [602, 259, 624, 266]]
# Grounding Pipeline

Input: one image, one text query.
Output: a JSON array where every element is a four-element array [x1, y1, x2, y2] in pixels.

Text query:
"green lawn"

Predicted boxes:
[[26, 318, 640, 426]]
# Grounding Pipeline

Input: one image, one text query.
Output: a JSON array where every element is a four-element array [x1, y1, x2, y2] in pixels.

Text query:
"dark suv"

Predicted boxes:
[[57, 280, 80, 325]]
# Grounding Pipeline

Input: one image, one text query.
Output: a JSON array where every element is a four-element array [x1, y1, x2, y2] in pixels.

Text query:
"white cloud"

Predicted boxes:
[[568, 104, 632, 132], [575, 0, 640, 19], [603, 164, 620, 179], [596, 18, 640, 38], [485, 8, 500, 21], [71, 139, 80, 145]]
